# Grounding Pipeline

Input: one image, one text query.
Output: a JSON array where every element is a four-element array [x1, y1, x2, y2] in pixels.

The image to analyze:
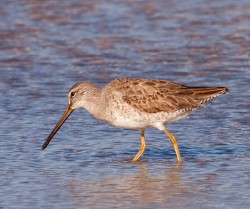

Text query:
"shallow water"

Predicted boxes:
[[0, 0, 250, 208]]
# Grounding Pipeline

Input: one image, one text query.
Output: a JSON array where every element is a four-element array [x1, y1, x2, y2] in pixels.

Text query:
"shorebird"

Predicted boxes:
[[42, 78, 229, 163]]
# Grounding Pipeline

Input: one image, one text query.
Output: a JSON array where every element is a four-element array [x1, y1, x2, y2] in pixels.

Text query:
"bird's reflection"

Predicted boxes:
[[65, 161, 191, 208]]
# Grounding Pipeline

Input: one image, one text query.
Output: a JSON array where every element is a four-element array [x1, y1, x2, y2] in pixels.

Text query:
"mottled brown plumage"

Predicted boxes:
[[105, 78, 228, 114], [42, 77, 229, 164]]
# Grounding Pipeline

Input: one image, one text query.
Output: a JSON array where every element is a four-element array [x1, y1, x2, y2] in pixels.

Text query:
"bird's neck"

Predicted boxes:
[[83, 87, 107, 122]]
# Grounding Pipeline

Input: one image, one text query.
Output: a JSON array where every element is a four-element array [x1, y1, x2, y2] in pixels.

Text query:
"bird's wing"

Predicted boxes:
[[104, 78, 200, 114], [104, 78, 228, 114]]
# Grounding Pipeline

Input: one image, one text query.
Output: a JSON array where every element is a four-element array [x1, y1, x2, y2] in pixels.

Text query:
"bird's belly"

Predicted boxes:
[[110, 117, 151, 129], [107, 110, 189, 130]]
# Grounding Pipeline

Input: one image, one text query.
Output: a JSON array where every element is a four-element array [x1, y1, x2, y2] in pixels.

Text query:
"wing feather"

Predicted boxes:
[[103, 78, 228, 114]]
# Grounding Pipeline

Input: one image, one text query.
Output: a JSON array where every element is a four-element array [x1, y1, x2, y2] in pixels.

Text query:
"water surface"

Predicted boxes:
[[0, 0, 250, 208]]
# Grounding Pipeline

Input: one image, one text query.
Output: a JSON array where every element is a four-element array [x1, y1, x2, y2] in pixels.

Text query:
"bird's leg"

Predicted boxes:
[[132, 130, 146, 162], [163, 128, 183, 164]]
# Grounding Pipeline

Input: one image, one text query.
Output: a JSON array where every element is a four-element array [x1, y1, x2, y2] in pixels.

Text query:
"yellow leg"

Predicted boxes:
[[163, 128, 183, 164], [132, 130, 146, 162]]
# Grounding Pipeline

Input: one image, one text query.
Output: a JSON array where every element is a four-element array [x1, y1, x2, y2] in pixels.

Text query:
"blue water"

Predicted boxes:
[[0, 0, 250, 208]]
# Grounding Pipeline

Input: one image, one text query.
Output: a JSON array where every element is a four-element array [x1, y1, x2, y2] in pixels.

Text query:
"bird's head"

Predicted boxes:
[[42, 82, 100, 150]]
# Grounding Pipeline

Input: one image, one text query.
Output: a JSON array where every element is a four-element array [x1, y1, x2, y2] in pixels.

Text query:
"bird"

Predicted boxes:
[[42, 78, 229, 164]]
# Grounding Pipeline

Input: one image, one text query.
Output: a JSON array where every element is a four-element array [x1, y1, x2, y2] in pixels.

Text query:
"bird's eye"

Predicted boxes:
[[71, 92, 76, 97]]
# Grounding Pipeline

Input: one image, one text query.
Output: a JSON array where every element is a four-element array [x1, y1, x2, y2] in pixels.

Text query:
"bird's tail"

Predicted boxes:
[[190, 87, 229, 105]]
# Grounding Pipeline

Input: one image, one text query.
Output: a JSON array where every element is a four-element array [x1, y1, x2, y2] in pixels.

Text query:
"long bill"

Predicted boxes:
[[42, 105, 74, 150]]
